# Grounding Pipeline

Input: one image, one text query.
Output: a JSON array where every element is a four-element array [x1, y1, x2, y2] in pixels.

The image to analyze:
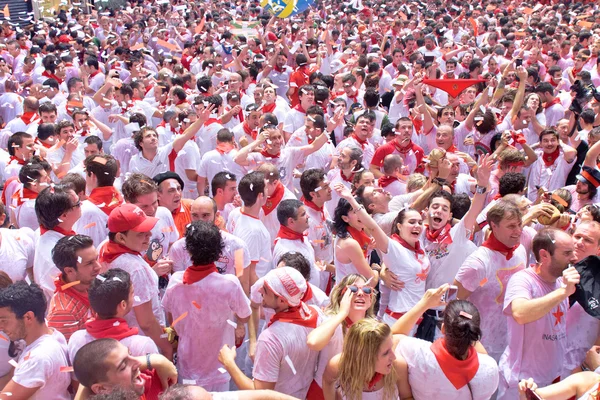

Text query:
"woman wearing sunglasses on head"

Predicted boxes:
[[322, 319, 413, 400], [332, 196, 379, 286], [306, 274, 377, 399], [335, 183, 429, 332], [390, 287, 499, 400]]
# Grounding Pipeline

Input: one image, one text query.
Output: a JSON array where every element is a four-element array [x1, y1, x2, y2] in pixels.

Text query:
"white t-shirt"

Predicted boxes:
[[144, 207, 179, 264], [563, 303, 600, 376], [282, 108, 306, 135], [73, 200, 110, 248], [162, 271, 251, 386], [14, 199, 38, 231], [232, 212, 272, 278], [104, 252, 166, 330], [169, 230, 250, 275], [396, 336, 499, 400], [196, 121, 224, 156], [198, 149, 244, 196], [34, 230, 65, 300], [174, 140, 202, 200], [526, 151, 576, 201], [246, 147, 306, 190], [454, 246, 528, 360], [0, 227, 35, 282], [12, 331, 71, 400], [128, 143, 175, 179]]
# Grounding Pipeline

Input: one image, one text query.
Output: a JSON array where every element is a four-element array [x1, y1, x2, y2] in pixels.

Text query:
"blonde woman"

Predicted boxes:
[[322, 319, 413, 400]]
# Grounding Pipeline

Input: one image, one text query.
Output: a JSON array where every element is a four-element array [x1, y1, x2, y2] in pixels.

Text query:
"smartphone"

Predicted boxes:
[[515, 58, 523, 67], [525, 388, 542, 400], [442, 285, 458, 303], [424, 55, 435, 64]]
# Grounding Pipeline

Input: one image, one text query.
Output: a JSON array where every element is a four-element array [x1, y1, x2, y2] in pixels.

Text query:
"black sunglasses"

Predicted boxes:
[[347, 285, 373, 295]]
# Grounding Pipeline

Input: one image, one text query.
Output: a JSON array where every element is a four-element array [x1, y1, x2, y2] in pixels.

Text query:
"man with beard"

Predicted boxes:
[[563, 166, 600, 212], [283, 84, 315, 142], [153, 172, 192, 240], [0, 281, 70, 399], [265, 52, 292, 102], [497, 228, 579, 399], [454, 200, 528, 362]]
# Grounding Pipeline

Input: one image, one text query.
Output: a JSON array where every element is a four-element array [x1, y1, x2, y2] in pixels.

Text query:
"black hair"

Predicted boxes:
[[37, 123, 57, 141], [300, 168, 326, 202], [88, 268, 132, 319], [19, 161, 45, 190], [211, 171, 237, 197], [390, 208, 419, 236], [73, 338, 120, 388], [185, 221, 224, 266], [499, 172, 527, 197], [532, 228, 560, 262], [34, 184, 75, 229], [333, 198, 354, 238], [7, 132, 33, 157], [451, 193, 471, 220], [238, 171, 265, 207], [277, 199, 303, 226], [278, 252, 311, 281], [84, 155, 118, 187], [0, 281, 46, 324], [428, 190, 454, 209], [84, 135, 103, 151], [52, 234, 94, 274], [443, 299, 482, 359]]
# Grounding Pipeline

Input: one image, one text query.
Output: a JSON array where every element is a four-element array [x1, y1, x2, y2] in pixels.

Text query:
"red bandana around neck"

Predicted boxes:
[[543, 97, 561, 109], [183, 263, 218, 285], [340, 169, 355, 183], [425, 223, 453, 246], [42, 70, 63, 84], [268, 302, 318, 328], [276, 225, 305, 241], [12, 187, 38, 207], [99, 241, 140, 264], [20, 112, 39, 126], [262, 181, 285, 216], [378, 175, 398, 188], [347, 225, 372, 258], [88, 186, 123, 216], [391, 233, 425, 256], [481, 232, 518, 260], [260, 148, 280, 159], [54, 273, 90, 308], [216, 142, 235, 154], [542, 147, 560, 167], [242, 122, 258, 140], [367, 373, 384, 390], [351, 133, 369, 148], [302, 198, 325, 220], [293, 103, 306, 114], [8, 155, 26, 165], [40, 225, 76, 236], [446, 144, 458, 153], [262, 102, 277, 113], [85, 317, 139, 340], [431, 338, 479, 390]]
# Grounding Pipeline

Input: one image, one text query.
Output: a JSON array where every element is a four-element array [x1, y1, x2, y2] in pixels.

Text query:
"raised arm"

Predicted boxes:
[[461, 154, 493, 232], [307, 290, 352, 351], [172, 104, 213, 153]]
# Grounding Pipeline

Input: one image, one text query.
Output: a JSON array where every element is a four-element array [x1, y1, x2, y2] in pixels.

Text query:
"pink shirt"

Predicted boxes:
[[497, 268, 567, 399]]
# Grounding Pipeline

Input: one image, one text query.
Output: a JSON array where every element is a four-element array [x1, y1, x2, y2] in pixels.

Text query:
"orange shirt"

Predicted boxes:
[[172, 198, 193, 239], [47, 291, 91, 341]]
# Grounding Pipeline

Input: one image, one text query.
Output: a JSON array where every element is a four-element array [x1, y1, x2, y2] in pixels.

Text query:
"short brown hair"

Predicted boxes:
[[84, 155, 118, 187], [486, 200, 522, 229], [121, 173, 158, 203], [133, 127, 157, 151], [256, 163, 279, 183], [498, 148, 526, 170]]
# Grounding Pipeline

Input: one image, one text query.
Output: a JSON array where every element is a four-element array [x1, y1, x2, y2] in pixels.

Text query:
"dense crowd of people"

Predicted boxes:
[[0, 0, 598, 398]]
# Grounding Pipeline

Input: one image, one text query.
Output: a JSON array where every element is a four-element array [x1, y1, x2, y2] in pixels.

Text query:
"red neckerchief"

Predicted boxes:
[[20, 111, 39, 126], [40, 225, 76, 236], [347, 90, 358, 104], [273, 65, 284, 73], [12, 187, 38, 207], [431, 338, 479, 390], [344, 317, 355, 328], [204, 118, 222, 127], [88, 186, 123, 216], [378, 175, 398, 188], [543, 97, 561, 109], [242, 122, 257, 140], [347, 225, 372, 258], [89, 70, 101, 79], [260, 148, 280, 159], [293, 103, 306, 114], [34, 138, 53, 149], [409, 114, 423, 135], [549, 77, 559, 87], [262, 181, 285, 216], [41, 70, 63, 84], [340, 169, 355, 183], [367, 373, 384, 390], [395, 140, 425, 172], [53, 273, 90, 308], [267, 302, 318, 328], [481, 232, 518, 260], [542, 147, 560, 167], [443, 72, 455, 79], [351, 133, 368, 148], [216, 142, 235, 154], [183, 263, 218, 285], [8, 155, 25, 165], [276, 225, 305, 241], [425, 223, 453, 246], [176, 99, 189, 106], [391, 233, 425, 255], [302, 198, 325, 221], [446, 144, 458, 153], [237, 107, 244, 123], [85, 317, 139, 340], [262, 102, 276, 113], [572, 67, 581, 76], [98, 241, 140, 264], [302, 283, 313, 302]]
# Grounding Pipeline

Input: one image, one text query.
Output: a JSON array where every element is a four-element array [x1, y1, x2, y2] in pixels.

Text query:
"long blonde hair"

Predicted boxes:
[[338, 319, 398, 400], [326, 274, 376, 333]]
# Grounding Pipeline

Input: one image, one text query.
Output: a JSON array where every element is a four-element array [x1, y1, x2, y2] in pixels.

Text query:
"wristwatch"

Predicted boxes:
[[475, 184, 487, 194], [432, 177, 447, 186]]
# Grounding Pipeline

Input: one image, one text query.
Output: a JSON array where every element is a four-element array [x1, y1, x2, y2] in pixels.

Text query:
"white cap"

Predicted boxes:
[[263, 267, 307, 307]]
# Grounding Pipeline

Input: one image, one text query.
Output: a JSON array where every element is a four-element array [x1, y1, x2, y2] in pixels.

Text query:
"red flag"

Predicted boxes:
[[422, 79, 486, 98], [469, 17, 478, 37]]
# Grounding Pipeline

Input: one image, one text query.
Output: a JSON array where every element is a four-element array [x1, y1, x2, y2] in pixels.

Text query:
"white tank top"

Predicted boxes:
[[342, 386, 395, 400], [578, 382, 600, 400], [334, 237, 370, 284]]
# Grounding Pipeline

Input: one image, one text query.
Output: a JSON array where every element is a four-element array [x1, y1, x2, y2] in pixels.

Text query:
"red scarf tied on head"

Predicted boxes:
[[542, 147, 560, 167], [481, 232, 518, 260], [391, 233, 425, 256], [262, 181, 285, 216], [183, 263, 218, 285], [85, 318, 139, 340], [431, 338, 479, 390], [98, 241, 140, 264], [347, 225, 372, 258], [53, 273, 90, 308]]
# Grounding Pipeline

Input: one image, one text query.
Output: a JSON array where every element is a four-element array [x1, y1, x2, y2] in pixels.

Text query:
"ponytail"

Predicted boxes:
[[443, 300, 481, 359]]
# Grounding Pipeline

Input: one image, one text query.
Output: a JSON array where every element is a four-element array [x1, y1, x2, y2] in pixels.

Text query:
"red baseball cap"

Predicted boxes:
[[108, 204, 159, 233]]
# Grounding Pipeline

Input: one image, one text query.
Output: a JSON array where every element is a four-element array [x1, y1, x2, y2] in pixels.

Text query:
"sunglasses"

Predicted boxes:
[[347, 285, 373, 295]]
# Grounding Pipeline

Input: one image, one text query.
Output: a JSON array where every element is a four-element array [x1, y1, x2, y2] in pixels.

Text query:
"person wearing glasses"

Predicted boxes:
[[33, 184, 82, 302]]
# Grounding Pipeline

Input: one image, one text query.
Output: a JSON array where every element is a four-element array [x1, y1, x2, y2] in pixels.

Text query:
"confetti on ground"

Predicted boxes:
[[172, 312, 188, 327], [61, 281, 80, 290]]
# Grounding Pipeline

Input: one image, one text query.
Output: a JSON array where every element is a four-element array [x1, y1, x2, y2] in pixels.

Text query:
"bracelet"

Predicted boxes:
[[353, 205, 365, 213], [146, 353, 152, 371]]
